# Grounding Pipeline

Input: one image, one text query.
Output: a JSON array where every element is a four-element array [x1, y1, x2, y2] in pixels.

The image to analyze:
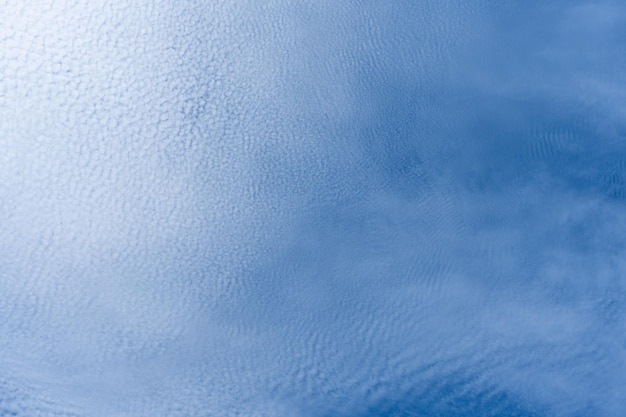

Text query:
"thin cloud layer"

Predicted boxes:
[[1, 1, 625, 416]]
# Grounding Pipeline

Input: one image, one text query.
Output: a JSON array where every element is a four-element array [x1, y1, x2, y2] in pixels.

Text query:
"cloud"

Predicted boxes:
[[1, 1, 625, 416]]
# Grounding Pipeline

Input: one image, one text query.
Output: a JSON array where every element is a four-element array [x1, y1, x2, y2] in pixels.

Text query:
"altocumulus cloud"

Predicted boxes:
[[1, 1, 626, 416]]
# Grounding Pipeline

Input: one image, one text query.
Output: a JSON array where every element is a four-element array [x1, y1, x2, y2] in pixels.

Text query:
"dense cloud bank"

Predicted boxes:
[[1, 1, 625, 416]]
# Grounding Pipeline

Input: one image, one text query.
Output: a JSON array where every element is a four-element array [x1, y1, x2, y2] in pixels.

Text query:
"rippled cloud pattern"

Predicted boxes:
[[1, 1, 626, 416]]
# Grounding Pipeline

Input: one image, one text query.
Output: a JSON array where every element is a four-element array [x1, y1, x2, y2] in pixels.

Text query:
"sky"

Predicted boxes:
[[1, 1, 626, 416]]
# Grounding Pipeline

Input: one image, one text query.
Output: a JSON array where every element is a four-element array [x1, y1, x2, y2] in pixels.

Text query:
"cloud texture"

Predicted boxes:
[[1, 1, 626, 416]]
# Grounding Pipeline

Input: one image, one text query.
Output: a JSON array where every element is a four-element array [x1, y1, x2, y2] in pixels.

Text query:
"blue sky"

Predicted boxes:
[[1, 1, 625, 416]]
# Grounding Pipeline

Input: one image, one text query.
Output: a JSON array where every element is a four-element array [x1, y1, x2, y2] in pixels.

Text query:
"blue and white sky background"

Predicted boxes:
[[1, 1, 626, 416]]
